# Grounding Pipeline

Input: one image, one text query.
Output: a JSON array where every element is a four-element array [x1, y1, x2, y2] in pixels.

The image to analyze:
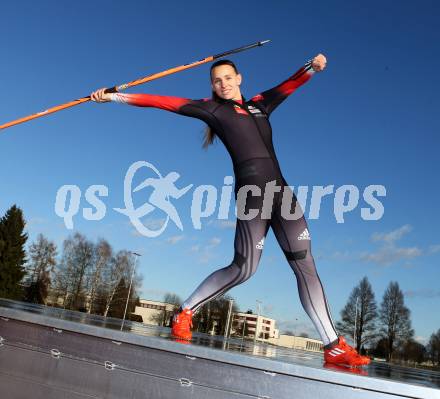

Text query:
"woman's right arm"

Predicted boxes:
[[91, 89, 218, 128], [91, 89, 193, 114]]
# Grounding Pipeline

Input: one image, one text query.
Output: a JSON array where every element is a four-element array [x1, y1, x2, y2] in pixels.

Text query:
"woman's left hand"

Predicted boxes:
[[311, 54, 327, 72]]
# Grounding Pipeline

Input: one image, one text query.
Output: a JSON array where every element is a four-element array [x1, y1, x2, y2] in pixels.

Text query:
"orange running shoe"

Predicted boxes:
[[324, 336, 371, 367], [171, 308, 193, 341]]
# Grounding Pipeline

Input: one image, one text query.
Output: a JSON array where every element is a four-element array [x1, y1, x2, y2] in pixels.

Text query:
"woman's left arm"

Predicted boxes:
[[251, 54, 327, 116]]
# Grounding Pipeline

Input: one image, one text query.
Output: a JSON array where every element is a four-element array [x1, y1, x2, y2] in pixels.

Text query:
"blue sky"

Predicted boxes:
[[1, 1, 439, 343]]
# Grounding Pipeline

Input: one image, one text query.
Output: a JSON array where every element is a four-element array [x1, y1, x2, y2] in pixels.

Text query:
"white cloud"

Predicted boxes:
[[25, 217, 46, 228], [192, 237, 222, 264], [208, 237, 221, 247], [263, 255, 280, 265], [184, 236, 225, 264], [218, 220, 236, 229], [131, 229, 144, 237], [414, 336, 428, 345], [361, 225, 422, 266], [428, 244, 440, 254], [166, 235, 184, 244], [360, 246, 422, 266], [208, 220, 236, 229], [312, 249, 359, 263], [404, 289, 440, 299], [197, 253, 213, 264], [263, 304, 274, 314], [371, 224, 412, 243]]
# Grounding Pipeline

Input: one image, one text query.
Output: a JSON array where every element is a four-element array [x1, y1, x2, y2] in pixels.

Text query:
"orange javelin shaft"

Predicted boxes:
[[0, 40, 269, 131]]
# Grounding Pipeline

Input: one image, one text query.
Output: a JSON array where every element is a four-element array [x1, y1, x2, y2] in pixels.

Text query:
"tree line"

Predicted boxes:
[[336, 276, 439, 367], [0, 204, 142, 319]]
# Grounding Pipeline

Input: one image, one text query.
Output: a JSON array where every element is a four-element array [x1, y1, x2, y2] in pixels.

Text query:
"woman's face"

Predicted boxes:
[[211, 65, 242, 100]]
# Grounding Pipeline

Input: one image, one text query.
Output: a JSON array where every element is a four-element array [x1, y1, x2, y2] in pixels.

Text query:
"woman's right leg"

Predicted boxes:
[[181, 217, 270, 313], [270, 186, 339, 346]]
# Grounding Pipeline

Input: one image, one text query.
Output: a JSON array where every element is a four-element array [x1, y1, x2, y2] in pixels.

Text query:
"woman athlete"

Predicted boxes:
[[91, 54, 370, 367]]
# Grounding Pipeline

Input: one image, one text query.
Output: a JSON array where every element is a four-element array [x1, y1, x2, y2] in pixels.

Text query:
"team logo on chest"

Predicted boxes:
[[233, 104, 248, 115], [232, 104, 266, 117], [247, 105, 261, 114], [248, 104, 266, 118]]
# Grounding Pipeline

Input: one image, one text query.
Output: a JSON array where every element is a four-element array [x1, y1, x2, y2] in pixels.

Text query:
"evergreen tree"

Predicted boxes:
[[108, 278, 128, 319], [102, 250, 137, 317], [107, 278, 137, 319], [371, 337, 388, 359], [379, 281, 414, 361], [0, 205, 28, 299], [427, 329, 440, 366], [336, 276, 377, 352], [400, 339, 426, 365]]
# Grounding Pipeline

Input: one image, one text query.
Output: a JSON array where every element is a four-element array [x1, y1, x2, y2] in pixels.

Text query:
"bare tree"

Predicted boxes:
[[379, 281, 414, 361], [86, 239, 112, 314], [52, 256, 74, 308], [51, 236, 143, 316], [164, 292, 182, 306], [150, 293, 182, 326], [24, 234, 57, 304], [52, 233, 94, 310], [336, 277, 378, 352], [102, 250, 135, 317]]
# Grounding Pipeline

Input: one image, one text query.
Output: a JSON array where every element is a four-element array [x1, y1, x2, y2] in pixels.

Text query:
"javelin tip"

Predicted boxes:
[[259, 39, 271, 45]]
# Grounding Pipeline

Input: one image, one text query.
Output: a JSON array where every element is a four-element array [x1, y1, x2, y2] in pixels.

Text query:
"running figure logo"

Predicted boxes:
[[114, 161, 193, 237]]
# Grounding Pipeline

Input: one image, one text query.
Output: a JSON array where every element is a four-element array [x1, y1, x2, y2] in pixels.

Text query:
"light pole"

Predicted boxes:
[[254, 300, 262, 344], [293, 318, 298, 349], [224, 299, 234, 339], [222, 299, 234, 351], [241, 318, 246, 340], [121, 252, 141, 331]]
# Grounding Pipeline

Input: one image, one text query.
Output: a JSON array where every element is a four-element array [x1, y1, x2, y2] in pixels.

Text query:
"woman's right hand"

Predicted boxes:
[[90, 88, 112, 103]]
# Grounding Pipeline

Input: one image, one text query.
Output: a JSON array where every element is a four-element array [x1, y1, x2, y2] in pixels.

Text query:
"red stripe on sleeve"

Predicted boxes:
[[276, 67, 314, 97], [111, 93, 190, 112]]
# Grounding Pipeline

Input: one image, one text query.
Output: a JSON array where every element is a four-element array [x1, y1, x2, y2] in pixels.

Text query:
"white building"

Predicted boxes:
[[268, 335, 324, 353], [231, 312, 279, 341], [134, 299, 177, 326]]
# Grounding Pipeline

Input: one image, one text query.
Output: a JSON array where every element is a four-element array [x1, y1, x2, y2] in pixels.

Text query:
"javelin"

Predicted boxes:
[[0, 40, 270, 131]]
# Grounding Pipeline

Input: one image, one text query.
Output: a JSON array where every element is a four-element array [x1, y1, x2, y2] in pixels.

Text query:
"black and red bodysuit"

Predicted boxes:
[[111, 60, 339, 345]]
